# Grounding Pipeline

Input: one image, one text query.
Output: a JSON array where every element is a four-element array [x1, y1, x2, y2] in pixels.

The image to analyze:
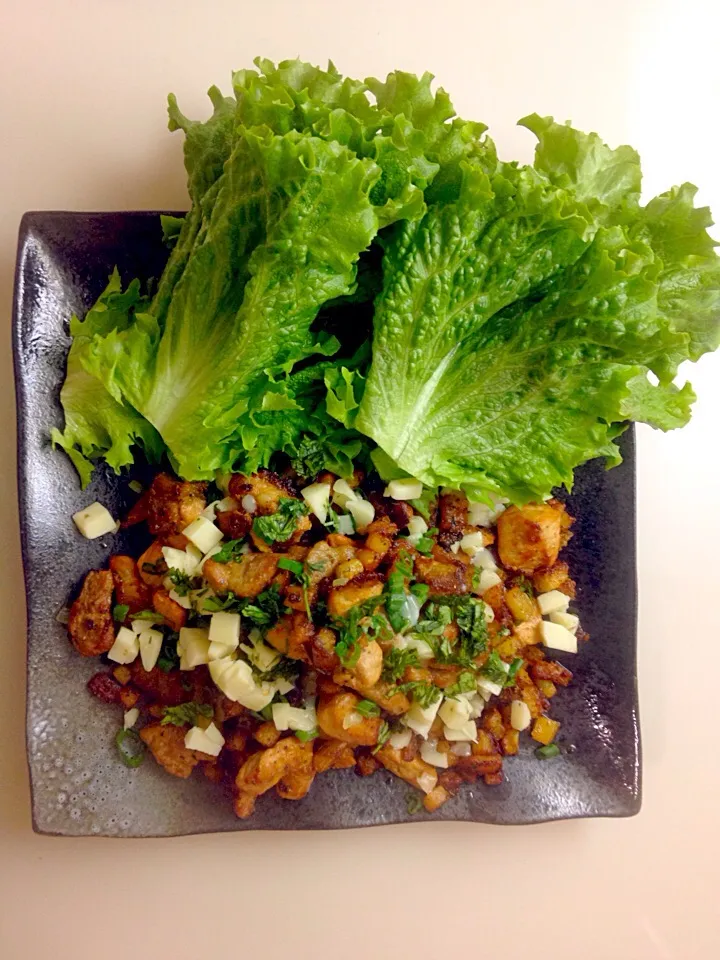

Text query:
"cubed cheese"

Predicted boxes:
[[184, 723, 224, 757], [161, 545, 201, 577], [208, 640, 236, 661], [239, 639, 280, 673], [438, 696, 472, 731], [406, 515, 428, 545], [203, 722, 225, 747], [549, 610, 580, 633], [271, 702, 316, 733], [389, 728, 413, 750], [346, 498, 375, 532], [540, 620, 578, 654], [107, 626, 140, 665], [443, 721, 478, 742], [201, 497, 237, 520], [72, 502, 117, 539], [301, 482, 331, 523], [123, 708, 139, 730], [208, 657, 275, 710], [169, 589, 192, 610], [419, 740, 449, 768], [138, 627, 163, 672], [177, 627, 211, 670], [483, 602, 495, 623], [476, 569, 502, 595], [209, 611, 241, 648], [538, 590, 570, 616], [403, 695, 442, 739], [384, 478, 423, 501], [466, 693, 486, 719], [332, 478, 358, 508], [459, 531, 486, 557], [510, 699, 532, 731], [335, 514, 355, 536], [417, 770, 438, 794], [182, 516, 223, 554], [471, 547, 497, 571]]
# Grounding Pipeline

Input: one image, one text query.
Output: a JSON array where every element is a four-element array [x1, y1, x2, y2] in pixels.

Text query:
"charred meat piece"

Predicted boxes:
[[146, 473, 207, 538], [68, 570, 115, 656]]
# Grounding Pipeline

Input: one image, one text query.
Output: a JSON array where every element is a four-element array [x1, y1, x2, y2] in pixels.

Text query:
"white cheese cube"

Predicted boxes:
[[208, 657, 275, 711], [417, 770, 438, 794], [335, 514, 355, 536], [466, 693, 486, 719], [239, 639, 280, 673], [177, 627, 210, 670], [271, 703, 316, 733], [419, 740, 449, 768], [471, 547, 497, 571], [540, 620, 578, 654], [406, 514, 428, 545], [538, 590, 570, 616], [438, 696, 472, 731], [332, 478, 358, 508], [403, 695, 442, 739], [169, 589, 192, 610], [138, 628, 163, 672], [384, 478, 423, 501], [510, 699, 532, 731], [346, 498, 375, 532], [467, 501, 492, 527], [275, 677, 297, 696], [209, 611, 241, 648], [107, 626, 140, 664], [208, 640, 236, 661], [123, 708, 139, 730], [301, 482, 331, 523], [389, 728, 413, 750], [184, 723, 224, 757], [197, 544, 223, 574], [443, 721, 478, 742], [182, 516, 224, 554], [203, 722, 225, 747], [459, 531, 486, 556], [161, 545, 199, 577], [549, 611, 580, 633], [476, 569, 502, 595], [201, 497, 237, 520], [72, 502, 117, 539], [483, 602, 495, 623]]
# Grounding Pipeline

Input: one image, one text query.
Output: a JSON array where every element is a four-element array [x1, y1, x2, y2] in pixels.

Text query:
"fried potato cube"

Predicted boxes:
[[497, 502, 571, 574], [531, 716, 561, 745]]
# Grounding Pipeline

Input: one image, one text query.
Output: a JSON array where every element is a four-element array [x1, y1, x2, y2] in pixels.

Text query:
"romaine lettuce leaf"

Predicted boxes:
[[83, 129, 380, 479], [51, 270, 164, 486]]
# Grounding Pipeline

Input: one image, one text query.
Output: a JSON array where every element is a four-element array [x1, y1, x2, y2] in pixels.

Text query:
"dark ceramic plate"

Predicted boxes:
[[13, 211, 641, 836]]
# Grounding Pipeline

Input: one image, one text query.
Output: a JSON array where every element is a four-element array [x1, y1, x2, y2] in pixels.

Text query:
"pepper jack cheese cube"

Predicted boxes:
[[301, 483, 331, 523], [549, 610, 580, 633], [419, 739, 449, 768], [107, 626, 140, 664], [403, 695, 442, 739], [537, 590, 570, 616], [346, 498, 375, 532], [185, 722, 224, 757], [438, 696, 472, 731], [182, 516, 224, 554], [72, 502, 117, 539], [178, 627, 211, 669], [209, 657, 276, 711]]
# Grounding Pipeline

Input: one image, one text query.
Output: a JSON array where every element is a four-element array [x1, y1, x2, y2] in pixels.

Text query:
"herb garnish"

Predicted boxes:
[[535, 743, 560, 759], [112, 603, 129, 623], [480, 650, 509, 685], [115, 728, 145, 768], [355, 699, 381, 718], [160, 702, 214, 726], [252, 498, 309, 544], [167, 569, 194, 595], [381, 646, 420, 683], [212, 539, 247, 564], [372, 720, 391, 754], [398, 681, 441, 708], [156, 633, 180, 673], [278, 556, 312, 620], [443, 670, 477, 697]]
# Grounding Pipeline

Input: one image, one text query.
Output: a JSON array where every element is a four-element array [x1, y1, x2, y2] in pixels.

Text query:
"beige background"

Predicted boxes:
[[2, 2, 719, 957]]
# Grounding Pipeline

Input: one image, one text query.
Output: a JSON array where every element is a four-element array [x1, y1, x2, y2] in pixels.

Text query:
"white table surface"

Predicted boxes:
[[1, 2, 719, 958]]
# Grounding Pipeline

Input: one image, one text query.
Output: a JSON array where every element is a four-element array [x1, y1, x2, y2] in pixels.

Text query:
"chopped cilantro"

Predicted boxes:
[[257, 657, 298, 684], [156, 633, 180, 672], [381, 646, 420, 683], [290, 435, 326, 479], [112, 603, 129, 623], [278, 557, 304, 577], [167, 568, 194, 596], [415, 527, 438, 556], [481, 651, 509, 685], [455, 596, 488, 661], [160, 702, 213, 727], [504, 658, 524, 687], [141, 560, 165, 576], [355, 699, 381, 717], [332, 595, 385, 667], [372, 720, 391, 754], [252, 498, 309, 544], [399, 681, 441, 708], [406, 792, 424, 814], [278, 556, 312, 620], [410, 582, 429, 602], [212, 538, 247, 564], [206, 584, 287, 625], [515, 575, 534, 597], [444, 670, 477, 697]]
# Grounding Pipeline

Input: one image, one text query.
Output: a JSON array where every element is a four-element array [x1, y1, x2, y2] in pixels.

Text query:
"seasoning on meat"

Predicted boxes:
[[68, 569, 115, 656]]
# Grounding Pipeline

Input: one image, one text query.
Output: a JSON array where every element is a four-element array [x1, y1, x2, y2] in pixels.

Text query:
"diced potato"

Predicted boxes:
[[501, 729, 520, 755], [505, 585, 539, 622], [536, 679, 557, 698]]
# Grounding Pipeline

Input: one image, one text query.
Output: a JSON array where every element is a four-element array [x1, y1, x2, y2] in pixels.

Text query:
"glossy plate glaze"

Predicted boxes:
[[13, 211, 641, 836]]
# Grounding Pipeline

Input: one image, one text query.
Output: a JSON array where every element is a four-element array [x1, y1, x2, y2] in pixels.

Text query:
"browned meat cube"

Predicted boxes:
[[497, 501, 572, 574], [109, 555, 153, 615], [437, 490, 469, 550], [68, 569, 115, 656], [139, 722, 206, 778], [146, 473, 207, 538], [234, 738, 313, 818], [316, 692, 381, 746], [152, 588, 187, 632], [327, 573, 383, 617], [266, 612, 313, 660], [204, 553, 279, 597]]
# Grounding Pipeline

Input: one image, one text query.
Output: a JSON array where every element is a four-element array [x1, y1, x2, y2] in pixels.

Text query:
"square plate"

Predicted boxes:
[[13, 211, 641, 836]]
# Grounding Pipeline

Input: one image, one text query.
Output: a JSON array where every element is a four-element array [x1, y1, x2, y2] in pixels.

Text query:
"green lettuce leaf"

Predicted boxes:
[[84, 129, 380, 479], [356, 129, 720, 502], [51, 270, 164, 486]]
